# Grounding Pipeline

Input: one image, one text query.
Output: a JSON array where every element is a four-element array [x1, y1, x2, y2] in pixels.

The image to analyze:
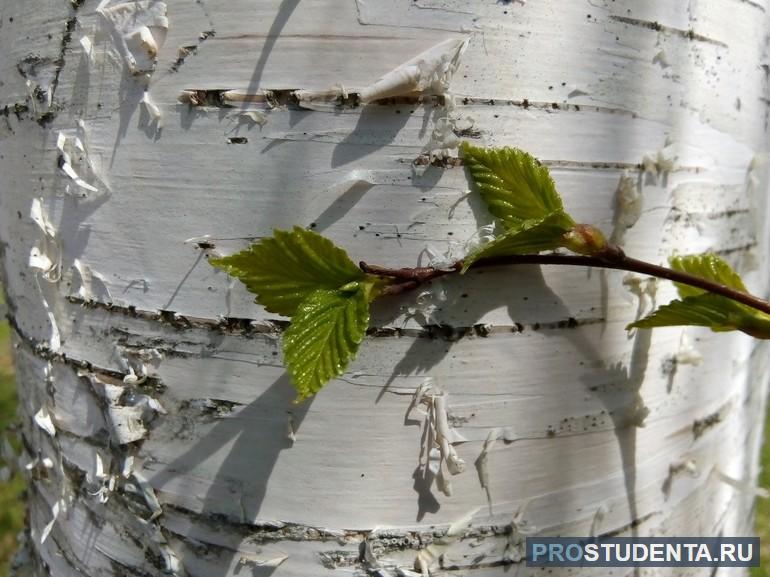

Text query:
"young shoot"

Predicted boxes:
[[211, 145, 770, 397]]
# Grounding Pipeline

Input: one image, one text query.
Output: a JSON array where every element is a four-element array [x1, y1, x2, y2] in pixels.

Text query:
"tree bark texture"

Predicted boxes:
[[1, 1, 769, 576]]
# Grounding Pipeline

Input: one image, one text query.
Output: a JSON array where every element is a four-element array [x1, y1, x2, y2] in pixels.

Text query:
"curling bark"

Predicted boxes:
[[0, 1, 769, 575]]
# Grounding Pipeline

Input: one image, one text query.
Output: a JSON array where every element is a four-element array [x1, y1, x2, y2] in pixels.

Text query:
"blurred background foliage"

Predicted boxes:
[[0, 291, 25, 576], [756, 422, 770, 576]]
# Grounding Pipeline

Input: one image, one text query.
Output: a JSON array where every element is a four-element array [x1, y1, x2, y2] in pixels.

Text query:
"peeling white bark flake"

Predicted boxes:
[[57, 132, 99, 195], [610, 171, 642, 244], [140, 92, 163, 134], [642, 143, 678, 180], [33, 407, 56, 438], [128, 470, 164, 520], [623, 273, 659, 319], [36, 501, 60, 545], [1, 0, 769, 576], [71, 258, 111, 301], [359, 37, 469, 103], [407, 380, 467, 497], [235, 110, 268, 128], [28, 198, 61, 282], [79, 368, 164, 444], [675, 332, 703, 366], [714, 467, 770, 499], [80, 35, 94, 63], [55, 126, 109, 197], [97, 0, 168, 75]]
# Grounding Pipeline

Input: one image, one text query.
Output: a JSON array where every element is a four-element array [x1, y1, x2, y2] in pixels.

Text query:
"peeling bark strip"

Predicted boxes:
[[1, 0, 769, 575]]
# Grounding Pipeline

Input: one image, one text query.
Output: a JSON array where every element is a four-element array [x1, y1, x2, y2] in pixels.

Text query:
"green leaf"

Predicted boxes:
[[283, 283, 372, 399], [669, 253, 747, 298], [628, 254, 770, 338], [209, 226, 364, 316], [461, 142, 566, 228], [461, 211, 575, 272], [628, 294, 741, 331]]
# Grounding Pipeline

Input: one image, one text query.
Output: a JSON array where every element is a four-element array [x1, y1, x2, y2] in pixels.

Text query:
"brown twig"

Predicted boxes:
[[361, 251, 770, 317], [359, 262, 460, 282]]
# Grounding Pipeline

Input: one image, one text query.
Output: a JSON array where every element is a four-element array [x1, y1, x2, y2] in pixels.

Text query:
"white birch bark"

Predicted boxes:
[[1, 1, 769, 576]]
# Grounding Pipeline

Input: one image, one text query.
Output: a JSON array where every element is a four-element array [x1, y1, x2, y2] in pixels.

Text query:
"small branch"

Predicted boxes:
[[361, 252, 770, 317], [616, 255, 770, 315], [360, 261, 459, 282], [380, 280, 421, 296]]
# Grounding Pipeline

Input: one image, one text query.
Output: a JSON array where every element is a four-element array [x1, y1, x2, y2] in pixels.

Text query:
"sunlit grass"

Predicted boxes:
[[753, 405, 770, 577], [0, 296, 25, 575]]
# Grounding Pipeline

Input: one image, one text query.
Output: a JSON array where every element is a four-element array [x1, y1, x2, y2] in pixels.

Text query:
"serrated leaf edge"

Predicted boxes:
[[209, 226, 364, 316], [283, 279, 377, 400]]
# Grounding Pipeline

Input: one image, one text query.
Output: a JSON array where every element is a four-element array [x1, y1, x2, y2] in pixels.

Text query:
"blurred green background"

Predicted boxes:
[[0, 292, 25, 575], [757, 423, 770, 575], [0, 294, 767, 574]]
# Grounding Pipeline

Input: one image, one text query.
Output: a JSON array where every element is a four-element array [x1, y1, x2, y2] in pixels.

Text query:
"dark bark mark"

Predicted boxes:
[[67, 296, 290, 335], [735, 0, 765, 11], [1, 102, 30, 119], [15, 0, 82, 126], [692, 410, 724, 439], [412, 155, 704, 173], [600, 510, 661, 537], [609, 15, 728, 48], [168, 30, 215, 73], [713, 242, 757, 256], [8, 317, 165, 394], [179, 88, 447, 109], [66, 295, 604, 342]]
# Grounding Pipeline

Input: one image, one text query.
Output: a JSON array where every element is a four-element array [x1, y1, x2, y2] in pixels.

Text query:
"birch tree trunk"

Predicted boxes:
[[1, 1, 769, 576]]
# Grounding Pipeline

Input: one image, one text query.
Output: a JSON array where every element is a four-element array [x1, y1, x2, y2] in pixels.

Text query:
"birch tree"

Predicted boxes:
[[1, 1, 769, 576]]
